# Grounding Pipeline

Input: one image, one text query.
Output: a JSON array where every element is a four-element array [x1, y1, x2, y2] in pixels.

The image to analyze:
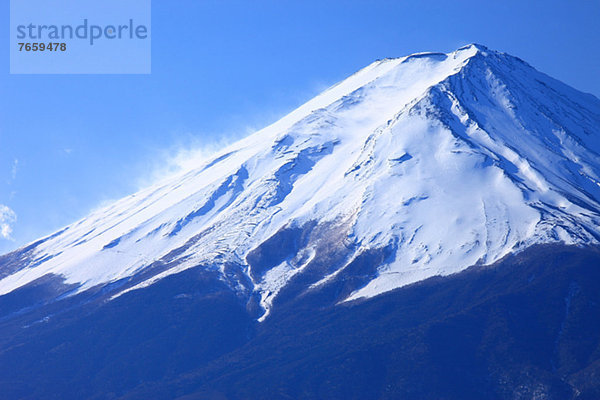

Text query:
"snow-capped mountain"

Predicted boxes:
[[2, 44, 600, 321]]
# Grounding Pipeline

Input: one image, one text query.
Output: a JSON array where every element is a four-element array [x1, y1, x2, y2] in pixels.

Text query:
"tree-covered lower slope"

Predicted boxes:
[[1, 244, 599, 399]]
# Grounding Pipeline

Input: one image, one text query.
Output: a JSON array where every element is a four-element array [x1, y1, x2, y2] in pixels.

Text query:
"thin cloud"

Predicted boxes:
[[0, 205, 17, 240], [138, 131, 247, 189], [135, 91, 318, 191], [6, 159, 18, 185]]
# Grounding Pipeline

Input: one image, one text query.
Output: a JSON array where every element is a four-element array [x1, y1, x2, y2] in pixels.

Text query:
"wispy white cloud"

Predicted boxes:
[[11, 159, 18, 181], [135, 93, 315, 191], [5, 159, 19, 185], [0, 205, 17, 240], [137, 130, 248, 189]]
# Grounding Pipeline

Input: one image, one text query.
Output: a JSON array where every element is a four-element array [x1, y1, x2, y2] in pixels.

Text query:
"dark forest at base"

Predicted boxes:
[[0, 244, 599, 400]]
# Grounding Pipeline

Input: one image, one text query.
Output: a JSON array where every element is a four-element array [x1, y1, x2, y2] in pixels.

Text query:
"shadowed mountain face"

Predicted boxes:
[[1, 45, 600, 399], [0, 245, 599, 399]]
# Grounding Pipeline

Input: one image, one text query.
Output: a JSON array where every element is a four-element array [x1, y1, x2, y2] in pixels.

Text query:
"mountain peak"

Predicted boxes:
[[1, 45, 599, 320], [457, 42, 489, 51]]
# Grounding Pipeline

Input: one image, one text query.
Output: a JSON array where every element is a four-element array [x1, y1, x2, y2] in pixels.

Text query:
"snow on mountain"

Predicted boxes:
[[2, 44, 600, 319]]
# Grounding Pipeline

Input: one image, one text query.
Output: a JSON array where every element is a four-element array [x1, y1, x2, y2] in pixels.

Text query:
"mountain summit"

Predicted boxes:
[[2, 44, 600, 321]]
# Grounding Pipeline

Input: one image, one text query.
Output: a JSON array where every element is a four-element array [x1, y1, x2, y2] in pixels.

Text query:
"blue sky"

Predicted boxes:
[[1, 0, 599, 254]]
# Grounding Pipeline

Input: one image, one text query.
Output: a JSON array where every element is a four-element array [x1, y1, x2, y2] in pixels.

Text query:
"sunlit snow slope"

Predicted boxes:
[[2, 44, 600, 319]]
